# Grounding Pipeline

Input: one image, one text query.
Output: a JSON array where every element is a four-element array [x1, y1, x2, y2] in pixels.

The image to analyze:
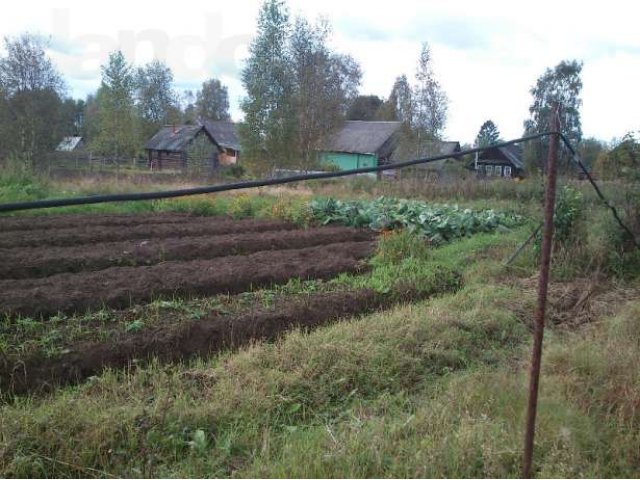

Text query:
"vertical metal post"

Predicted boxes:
[[522, 103, 560, 478]]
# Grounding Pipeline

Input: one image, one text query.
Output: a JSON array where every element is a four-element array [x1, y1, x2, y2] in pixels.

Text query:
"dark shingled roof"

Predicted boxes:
[[203, 121, 240, 151], [144, 125, 207, 152], [324, 121, 402, 155], [478, 144, 523, 169]]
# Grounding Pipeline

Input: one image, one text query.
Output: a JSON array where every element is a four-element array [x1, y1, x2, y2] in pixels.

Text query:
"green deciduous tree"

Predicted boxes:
[[240, 0, 296, 173], [180, 89, 198, 124], [523, 59, 583, 172], [379, 74, 413, 123], [91, 51, 140, 159], [475, 120, 501, 147], [594, 132, 640, 181], [577, 136, 606, 171], [240, 0, 361, 173], [379, 44, 449, 160], [347, 95, 383, 121], [289, 16, 361, 170], [195, 78, 231, 121], [136, 59, 180, 139], [413, 42, 448, 139], [0, 33, 67, 166]]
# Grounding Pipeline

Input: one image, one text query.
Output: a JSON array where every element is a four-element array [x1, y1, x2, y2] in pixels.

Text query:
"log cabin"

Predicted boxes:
[[202, 121, 240, 166], [144, 125, 219, 172]]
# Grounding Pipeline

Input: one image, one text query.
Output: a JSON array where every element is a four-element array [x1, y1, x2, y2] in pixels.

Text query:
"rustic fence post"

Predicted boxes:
[[522, 102, 560, 478]]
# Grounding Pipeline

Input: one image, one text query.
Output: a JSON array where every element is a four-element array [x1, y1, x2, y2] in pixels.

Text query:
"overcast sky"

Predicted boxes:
[[2, 0, 639, 144]]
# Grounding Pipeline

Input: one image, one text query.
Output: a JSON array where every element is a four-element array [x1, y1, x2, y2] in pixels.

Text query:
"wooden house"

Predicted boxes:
[[473, 144, 523, 178], [202, 121, 240, 166], [319, 121, 403, 177], [389, 140, 463, 180], [144, 125, 219, 172]]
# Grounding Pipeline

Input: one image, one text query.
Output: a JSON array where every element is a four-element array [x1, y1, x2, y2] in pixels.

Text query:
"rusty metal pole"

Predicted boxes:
[[522, 103, 560, 478]]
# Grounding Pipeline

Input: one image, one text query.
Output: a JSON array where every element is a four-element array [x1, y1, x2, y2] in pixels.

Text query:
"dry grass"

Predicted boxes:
[[506, 274, 640, 330]]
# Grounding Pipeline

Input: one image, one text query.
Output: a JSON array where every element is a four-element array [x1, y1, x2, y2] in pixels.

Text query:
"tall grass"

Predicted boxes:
[[3, 254, 639, 477], [0, 258, 529, 477], [0, 158, 51, 204]]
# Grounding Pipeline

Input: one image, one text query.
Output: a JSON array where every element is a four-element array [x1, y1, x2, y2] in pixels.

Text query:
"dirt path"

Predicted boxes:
[[0, 227, 374, 279]]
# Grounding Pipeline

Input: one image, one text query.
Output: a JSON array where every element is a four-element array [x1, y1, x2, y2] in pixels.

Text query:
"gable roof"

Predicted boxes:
[[323, 121, 402, 155], [202, 121, 240, 151], [56, 136, 83, 152], [144, 125, 210, 152], [478, 144, 523, 169]]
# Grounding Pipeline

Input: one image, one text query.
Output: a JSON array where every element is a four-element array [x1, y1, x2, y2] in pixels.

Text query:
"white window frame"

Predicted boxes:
[[504, 166, 512, 177], [485, 165, 493, 176], [494, 165, 502, 177]]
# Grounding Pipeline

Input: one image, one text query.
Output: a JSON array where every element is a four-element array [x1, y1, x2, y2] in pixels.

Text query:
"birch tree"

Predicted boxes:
[[92, 51, 139, 159], [0, 33, 67, 165]]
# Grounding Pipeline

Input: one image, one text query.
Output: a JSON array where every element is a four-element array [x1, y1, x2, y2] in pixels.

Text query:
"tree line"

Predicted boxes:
[[0, 0, 636, 179], [0, 34, 231, 167]]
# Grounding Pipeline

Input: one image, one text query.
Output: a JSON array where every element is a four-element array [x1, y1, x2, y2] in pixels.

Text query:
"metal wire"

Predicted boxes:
[[558, 132, 640, 249]]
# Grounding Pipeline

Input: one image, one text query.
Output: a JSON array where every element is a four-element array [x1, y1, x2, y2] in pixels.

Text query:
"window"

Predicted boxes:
[[494, 166, 502, 177], [485, 165, 493, 176], [504, 166, 512, 177]]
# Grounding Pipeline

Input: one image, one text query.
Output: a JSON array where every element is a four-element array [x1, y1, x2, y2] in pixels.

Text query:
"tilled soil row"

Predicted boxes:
[[0, 217, 297, 249], [0, 241, 375, 318], [0, 212, 205, 232], [0, 227, 375, 279], [0, 285, 452, 397]]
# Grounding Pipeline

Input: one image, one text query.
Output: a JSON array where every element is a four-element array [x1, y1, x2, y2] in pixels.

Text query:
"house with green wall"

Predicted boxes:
[[319, 121, 402, 177]]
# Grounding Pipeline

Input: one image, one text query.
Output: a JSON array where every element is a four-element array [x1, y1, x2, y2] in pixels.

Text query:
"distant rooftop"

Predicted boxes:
[[144, 125, 205, 152], [323, 121, 403, 155], [478, 144, 523, 169], [202, 120, 240, 151], [55, 136, 83, 152]]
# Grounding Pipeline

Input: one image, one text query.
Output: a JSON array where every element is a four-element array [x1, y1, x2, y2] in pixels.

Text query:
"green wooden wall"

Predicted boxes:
[[320, 151, 377, 171]]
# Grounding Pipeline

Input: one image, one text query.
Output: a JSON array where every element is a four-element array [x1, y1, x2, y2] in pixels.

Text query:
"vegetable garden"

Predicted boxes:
[[0, 197, 520, 395], [2, 186, 640, 478]]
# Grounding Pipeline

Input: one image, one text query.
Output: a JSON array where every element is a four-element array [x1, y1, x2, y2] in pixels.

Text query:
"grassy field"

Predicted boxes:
[[1, 169, 640, 477]]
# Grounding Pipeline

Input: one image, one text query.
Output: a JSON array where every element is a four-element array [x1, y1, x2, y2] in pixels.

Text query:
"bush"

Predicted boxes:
[[533, 185, 583, 257], [225, 164, 246, 179], [0, 156, 51, 203]]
